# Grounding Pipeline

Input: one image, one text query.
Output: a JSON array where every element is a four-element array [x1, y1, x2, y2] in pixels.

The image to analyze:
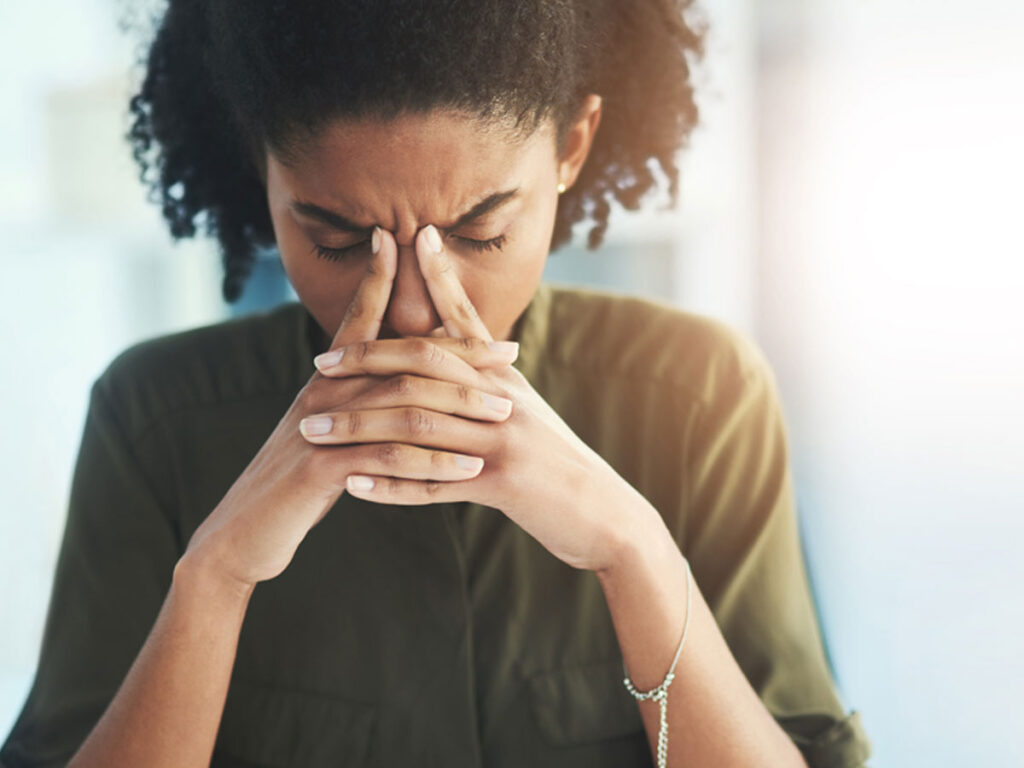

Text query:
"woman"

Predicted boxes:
[[0, 0, 872, 766]]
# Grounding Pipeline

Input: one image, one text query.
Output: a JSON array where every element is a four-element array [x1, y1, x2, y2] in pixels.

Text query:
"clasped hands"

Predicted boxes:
[[296, 224, 644, 573]]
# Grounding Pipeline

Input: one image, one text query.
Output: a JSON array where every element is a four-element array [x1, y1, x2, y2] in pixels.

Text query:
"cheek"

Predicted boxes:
[[453, 239, 548, 328]]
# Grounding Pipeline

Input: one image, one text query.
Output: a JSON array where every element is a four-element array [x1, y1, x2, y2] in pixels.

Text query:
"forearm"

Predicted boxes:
[[68, 553, 255, 768], [596, 492, 808, 768]]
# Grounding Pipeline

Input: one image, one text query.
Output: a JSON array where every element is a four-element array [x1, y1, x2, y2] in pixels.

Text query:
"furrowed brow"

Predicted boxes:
[[290, 187, 520, 234], [441, 188, 520, 231], [290, 201, 370, 233]]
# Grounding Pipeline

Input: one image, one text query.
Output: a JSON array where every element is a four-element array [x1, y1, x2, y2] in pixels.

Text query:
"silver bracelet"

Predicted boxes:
[[621, 557, 693, 768]]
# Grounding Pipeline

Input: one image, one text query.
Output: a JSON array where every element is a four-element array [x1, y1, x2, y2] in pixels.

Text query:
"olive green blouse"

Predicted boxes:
[[1, 281, 872, 768]]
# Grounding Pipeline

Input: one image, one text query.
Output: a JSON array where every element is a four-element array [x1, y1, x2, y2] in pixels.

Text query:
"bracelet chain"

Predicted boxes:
[[621, 557, 693, 768]]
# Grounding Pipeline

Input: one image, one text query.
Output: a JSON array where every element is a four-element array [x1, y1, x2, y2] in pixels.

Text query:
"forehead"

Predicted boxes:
[[268, 110, 555, 234]]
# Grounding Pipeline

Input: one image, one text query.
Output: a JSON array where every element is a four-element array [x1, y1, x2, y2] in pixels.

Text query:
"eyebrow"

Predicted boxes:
[[290, 187, 521, 234]]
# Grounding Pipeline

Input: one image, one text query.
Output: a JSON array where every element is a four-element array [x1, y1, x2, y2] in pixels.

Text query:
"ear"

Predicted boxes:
[[556, 94, 603, 191]]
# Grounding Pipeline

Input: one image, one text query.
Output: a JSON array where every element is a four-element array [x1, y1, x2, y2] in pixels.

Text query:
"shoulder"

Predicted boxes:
[[541, 282, 776, 405], [92, 302, 310, 441]]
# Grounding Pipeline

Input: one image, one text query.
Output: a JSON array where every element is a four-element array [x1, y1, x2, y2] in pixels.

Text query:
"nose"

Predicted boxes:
[[383, 241, 442, 338]]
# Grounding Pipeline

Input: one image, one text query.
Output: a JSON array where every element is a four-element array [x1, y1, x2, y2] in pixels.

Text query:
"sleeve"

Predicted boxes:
[[681, 347, 873, 768], [0, 374, 182, 768]]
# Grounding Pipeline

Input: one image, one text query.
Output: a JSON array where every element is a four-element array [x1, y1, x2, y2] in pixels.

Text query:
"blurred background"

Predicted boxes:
[[2, 0, 1022, 765]]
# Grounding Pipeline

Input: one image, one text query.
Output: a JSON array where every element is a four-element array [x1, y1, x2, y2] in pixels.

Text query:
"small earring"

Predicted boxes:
[[557, 182, 567, 195]]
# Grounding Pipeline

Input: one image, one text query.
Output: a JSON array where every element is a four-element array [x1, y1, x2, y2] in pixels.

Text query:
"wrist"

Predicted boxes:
[[174, 546, 256, 610], [594, 481, 677, 583]]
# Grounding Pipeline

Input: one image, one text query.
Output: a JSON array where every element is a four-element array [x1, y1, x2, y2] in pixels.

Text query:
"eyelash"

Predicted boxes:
[[311, 233, 508, 262]]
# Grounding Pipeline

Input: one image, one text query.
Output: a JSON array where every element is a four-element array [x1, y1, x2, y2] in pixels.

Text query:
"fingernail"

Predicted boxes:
[[455, 455, 484, 472], [300, 415, 333, 436], [314, 348, 345, 370], [347, 475, 375, 491], [372, 226, 381, 255], [424, 225, 442, 254], [488, 341, 519, 360], [482, 393, 513, 415]]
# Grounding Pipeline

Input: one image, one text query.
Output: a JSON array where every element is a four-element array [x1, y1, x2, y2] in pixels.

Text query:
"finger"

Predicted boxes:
[[420, 335, 519, 368], [315, 335, 517, 379], [298, 406, 493, 454], [347, 374, 514, 422], [344, 473, 478, 505], [314, 337, 503, 392], [416, 224, 494, 342], [331, 442, 485, 482], [316, 227, 398, 369]]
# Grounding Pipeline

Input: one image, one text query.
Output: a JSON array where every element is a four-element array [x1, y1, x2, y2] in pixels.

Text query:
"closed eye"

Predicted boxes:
[[310, 241, 370, 262], [312, 233, 507, 262], [455, 233, 507, 253]]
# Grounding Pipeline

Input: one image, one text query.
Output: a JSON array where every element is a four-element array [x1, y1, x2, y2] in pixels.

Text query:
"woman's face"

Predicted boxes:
[[264, 100, 600, 342]]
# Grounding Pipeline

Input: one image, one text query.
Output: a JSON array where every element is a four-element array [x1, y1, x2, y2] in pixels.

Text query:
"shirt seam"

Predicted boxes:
[[92, 377, 184, 550]]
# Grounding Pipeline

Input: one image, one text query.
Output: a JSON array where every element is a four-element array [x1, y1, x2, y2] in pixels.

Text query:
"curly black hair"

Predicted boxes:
[[128, 0, 706, 303]]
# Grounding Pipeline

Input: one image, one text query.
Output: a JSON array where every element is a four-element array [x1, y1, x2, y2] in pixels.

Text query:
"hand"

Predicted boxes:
[[303, 224, 644, 573], [181, 227, 520, 589]]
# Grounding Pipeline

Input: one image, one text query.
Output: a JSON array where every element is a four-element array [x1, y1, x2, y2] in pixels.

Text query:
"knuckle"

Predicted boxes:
[[427, 256, 451, 279], [410, 338, 435, 363], [345, 410, 363, 436], [345, 297, 366, 322], [412, 339, 444, 367], [354, 340, 373, 363], [455, 298, 479, 323], [374, 442, 403, 465], [403, 407, 433, 437], [388, 374, 415, 397], [456, 336, 475, 353], [386, 476, 403, 495], [424, 480, 443, 496], [456, 384, 472, 403], [429, 343, 446, 366]]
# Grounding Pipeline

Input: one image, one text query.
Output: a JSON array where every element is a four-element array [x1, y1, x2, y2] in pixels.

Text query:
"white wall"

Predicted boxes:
[[757, 2, 1024, 765]]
